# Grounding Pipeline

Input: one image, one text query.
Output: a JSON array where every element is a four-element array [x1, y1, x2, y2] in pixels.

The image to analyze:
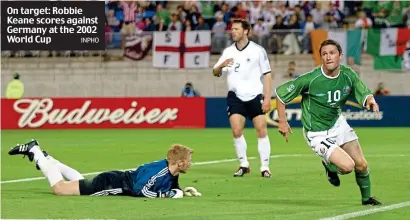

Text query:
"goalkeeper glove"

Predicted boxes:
[[158, 189, 184, 199], [183, 186, 202, 197]]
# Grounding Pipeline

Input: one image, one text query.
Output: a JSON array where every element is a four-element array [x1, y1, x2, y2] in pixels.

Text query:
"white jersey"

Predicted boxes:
[[214, 41, 271, 101]]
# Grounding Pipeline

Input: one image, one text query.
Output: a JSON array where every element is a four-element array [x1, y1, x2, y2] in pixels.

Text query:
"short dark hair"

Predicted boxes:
[[232, 19, 251, 35], [319, 39, 342, 55]]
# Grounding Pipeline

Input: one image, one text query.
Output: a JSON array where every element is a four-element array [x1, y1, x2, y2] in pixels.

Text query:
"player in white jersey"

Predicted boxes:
[[212, 19, 273, 178]]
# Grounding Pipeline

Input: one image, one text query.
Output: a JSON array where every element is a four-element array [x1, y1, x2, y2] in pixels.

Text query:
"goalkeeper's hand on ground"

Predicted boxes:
[[158, 189, 184, 198], [183, 187, 202, 197]]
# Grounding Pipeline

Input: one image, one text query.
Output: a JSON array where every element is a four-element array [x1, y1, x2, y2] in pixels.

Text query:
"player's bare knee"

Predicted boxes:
[[339, 161, 355, 174], [252, 116, 267, 138], [51, 181, 68, 195], [232, 128, 243, 138], [52, 185, 64, 195], [256, 127, 267, 138], [355, 159, 368, 172]]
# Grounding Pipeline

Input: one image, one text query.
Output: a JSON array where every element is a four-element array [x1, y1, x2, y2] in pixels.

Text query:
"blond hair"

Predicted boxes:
[[167, 144, 193, 163]]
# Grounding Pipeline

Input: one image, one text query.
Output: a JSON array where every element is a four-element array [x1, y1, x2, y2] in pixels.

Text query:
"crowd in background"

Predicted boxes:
[[5, 0, 405, 97], [105, 0, 410, 54], [2, 0, 409, 57]]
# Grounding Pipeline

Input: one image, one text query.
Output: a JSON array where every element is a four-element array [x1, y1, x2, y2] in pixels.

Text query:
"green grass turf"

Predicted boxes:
[[1, 128, 410, 220]]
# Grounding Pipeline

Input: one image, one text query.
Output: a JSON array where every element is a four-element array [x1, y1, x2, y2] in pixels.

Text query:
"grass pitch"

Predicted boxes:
[[1, 128, 409, 220]]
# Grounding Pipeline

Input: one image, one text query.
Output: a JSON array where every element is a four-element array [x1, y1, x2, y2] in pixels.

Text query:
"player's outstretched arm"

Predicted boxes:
[[276, 97, 293, 142], [275, 74, 310, 142], [350, 70, 379, 112], [365, 95, 379, 112]]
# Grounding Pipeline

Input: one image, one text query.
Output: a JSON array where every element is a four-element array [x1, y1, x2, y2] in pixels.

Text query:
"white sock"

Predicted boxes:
[[234, 135, 249, 167], [30, 147, 63, 187], [258, 136, 271, 171], [46, 155, 84, 181]]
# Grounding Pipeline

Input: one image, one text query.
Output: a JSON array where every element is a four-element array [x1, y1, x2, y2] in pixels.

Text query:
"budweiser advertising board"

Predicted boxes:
[[1, 98, 206, 129]]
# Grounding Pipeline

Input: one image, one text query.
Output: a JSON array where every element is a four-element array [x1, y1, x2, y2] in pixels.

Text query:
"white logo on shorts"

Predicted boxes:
[[320, 147, 327, 154]]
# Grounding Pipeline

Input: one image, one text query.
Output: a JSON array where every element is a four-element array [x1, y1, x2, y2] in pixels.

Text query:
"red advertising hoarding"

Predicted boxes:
[[1, 97, 205, 129]]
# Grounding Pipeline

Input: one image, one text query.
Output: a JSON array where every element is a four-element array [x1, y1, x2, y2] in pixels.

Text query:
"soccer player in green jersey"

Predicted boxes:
[[275, 39, 382, 206]]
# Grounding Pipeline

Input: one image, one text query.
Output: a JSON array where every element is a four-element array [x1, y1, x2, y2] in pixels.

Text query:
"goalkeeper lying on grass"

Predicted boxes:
[[9, 140, 201, 198]]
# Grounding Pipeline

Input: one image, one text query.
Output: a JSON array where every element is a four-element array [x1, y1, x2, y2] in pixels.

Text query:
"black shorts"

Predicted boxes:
[[79, 171, 134, 196], [226, 91, 264, 120]]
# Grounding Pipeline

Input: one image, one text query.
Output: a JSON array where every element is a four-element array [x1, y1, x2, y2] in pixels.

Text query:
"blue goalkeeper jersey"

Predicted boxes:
[[127, 159, 180, 198]]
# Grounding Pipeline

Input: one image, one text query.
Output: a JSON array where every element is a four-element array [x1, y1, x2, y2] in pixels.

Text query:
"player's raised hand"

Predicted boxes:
[[278, 121, 293, 142], [223, 58, 234, 67], [366, 96, 379, 112]]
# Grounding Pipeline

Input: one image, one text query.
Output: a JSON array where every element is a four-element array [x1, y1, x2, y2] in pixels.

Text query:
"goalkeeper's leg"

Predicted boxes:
[[42, 153, 84, 181], [9, 141, 81, 195]]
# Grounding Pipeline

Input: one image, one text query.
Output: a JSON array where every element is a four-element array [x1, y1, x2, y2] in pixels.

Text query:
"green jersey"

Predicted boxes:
[[275, 65, 372, 132]]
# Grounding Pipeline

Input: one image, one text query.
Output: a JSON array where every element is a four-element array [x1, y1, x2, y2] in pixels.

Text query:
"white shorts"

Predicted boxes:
[[303, 114, 358, 162]]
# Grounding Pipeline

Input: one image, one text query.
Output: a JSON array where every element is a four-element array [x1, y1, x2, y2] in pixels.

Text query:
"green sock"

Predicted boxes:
[[325, 162, 344, 174], [355, 169, 371, 202], [326, 162, 339, 173]]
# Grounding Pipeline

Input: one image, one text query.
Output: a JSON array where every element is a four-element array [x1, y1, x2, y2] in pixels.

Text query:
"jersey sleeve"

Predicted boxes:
[[350, 71, 373, 107], [259, 48, 271, 75], [213, 49, 227, 69], [275, 76, 309, 104]]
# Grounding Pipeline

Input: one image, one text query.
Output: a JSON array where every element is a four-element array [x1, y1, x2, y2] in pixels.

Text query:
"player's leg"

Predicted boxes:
[[53, 171, 131, 196], [326, 146, 355, 174], [227, 91, 250, 177], [52, 170, 133, 196], [47, 170, 131, 196], [252, 115, 271, 177], [304, 129, 355, 187], [52, 181, 81, 195], [42, 153, 84, 181], [79, 171, 131, 196], [52, 170, 130, 196], [8, 140, 80, 195], [230, 114, 249, 176], [342, 140, 382, 205], [17, 140, 84, 181], [247, 95, 271, 178]]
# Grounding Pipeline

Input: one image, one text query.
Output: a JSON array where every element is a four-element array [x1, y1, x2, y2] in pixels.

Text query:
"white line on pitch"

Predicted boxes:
[[318, 201, 410, 220]]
